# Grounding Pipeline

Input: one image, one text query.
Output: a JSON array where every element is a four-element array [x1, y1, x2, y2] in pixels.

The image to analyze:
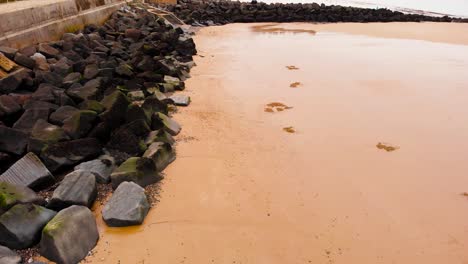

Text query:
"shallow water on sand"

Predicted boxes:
[[86, 23, 468, 264]]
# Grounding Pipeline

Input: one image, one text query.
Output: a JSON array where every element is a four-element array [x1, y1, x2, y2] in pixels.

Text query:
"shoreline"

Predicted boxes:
[[85, 21, 468, 263]]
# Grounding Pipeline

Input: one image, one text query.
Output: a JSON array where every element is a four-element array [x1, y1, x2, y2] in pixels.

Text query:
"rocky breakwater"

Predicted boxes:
[[165, 0, 467, 25], [0, 5, 196, 264]]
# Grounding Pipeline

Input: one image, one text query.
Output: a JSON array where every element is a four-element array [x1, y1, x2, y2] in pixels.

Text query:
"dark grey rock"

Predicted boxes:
[[40, 138, 102, 172], [28, 119, 69, 154], [48, 170, 97, 210], [38, 43, 60, 58], [110, 157, 159, 189], [0, 68, 32, 93], [35, 71, 63, 87], [0, 95, 21, 118], [66, 78, 101, 102], [74, 159, 114, 183], [145, 129, 175, 145], [39, 205, 99, 264], [102, 181, 149, 227], [14, 53, 35, 69], [115, 63, 134, 77], [99, 91, 130, 130], [125, 28, 141, 40], [0, 204, 56, 249], [0, 126, 28, 155], [23, 100, 58, 111], [63, 72, 81, 86], [106, 119, 150, 156], [83, 64, 99, 80], [79, 100, 104, 113], [0, 181, 44, 215], [31, 53, 49, 71], [143, 142, 176, 172], [31, 83, 56, 103], [18, 46, 36, 57], [62, 110, 97, 139], [0, 245, 21, 264], [169, 94, 191, 106], [0, 152, 54, 191], [13, 108, 51, 133], [0, 46, 18, 60], [154, 112, 181, 136], [49, 105, 79, 126]]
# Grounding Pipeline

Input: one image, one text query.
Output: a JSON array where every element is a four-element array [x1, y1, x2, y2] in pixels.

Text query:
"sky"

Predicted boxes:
[[251, 0, 468, 17]]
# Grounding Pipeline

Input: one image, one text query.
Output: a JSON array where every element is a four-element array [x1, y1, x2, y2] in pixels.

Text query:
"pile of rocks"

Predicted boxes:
[[0, 5, 195, 264], [166, 0, 466, 25]]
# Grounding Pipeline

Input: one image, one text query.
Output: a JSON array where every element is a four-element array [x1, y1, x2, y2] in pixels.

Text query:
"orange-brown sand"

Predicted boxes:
[[84, 23, 468, 264]]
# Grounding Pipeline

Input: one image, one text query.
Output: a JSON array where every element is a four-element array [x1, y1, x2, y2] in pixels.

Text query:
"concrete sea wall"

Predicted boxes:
[[0, 0, 128, 48]]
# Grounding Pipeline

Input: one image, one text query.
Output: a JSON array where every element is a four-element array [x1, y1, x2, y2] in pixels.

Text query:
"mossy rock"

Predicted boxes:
[[156, 112, 181, 136], [0, 204, 56, 249], [145, 129, 175, 145], [62, 110, 97, 139], [100, 91, 130, 130], [0, 182, 44, 215], [28, 120, 69, 154], [143, 142, 176, 172], [110, 157, 159, 189], [80, 100, 105, 113], [40, 206, 98, 264]]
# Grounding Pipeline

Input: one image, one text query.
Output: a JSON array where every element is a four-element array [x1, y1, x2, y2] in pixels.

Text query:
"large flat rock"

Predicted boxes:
[[0, 152, 55, 191]]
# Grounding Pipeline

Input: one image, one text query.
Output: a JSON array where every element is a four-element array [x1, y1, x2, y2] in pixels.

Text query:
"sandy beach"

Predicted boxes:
[[85, 22, 468, 263]]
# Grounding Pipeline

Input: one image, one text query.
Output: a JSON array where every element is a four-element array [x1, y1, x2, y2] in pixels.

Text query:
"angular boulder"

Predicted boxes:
[[14, 53, 35, 69], [110, 157, 159, 189], [62, 110, 97, 139], [169, 94, 191, 106], [49, 105, 79, 126], [102, 181, 150, 227], [38, 43, 60, 58], [99, 91, 130, 130], [0, 95, 21, 118], [154, 112, 181, 136], [28, 119, 69, 154], [40, 138, 102, 172], [0, 68, 32, 93], [106, 119, 150, 156], [48, 170, 97, 210], [0, 46, 18, 60], [0, 181, 44, 215], [0, 152, 54, 191], [13, 108, 51, 133], [145, 129, 175, 145], [79, 100, 104, 113], [143, 142, 176, 172], [39, 206, 99, 264], [74, 159, 114, 183], [0, 245, 21, 264], [0, 204, 56, 249], [0, 126, 28, 155]]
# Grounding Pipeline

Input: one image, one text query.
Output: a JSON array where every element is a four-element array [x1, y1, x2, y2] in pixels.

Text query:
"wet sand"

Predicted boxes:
[[86, 22, 468, 263]]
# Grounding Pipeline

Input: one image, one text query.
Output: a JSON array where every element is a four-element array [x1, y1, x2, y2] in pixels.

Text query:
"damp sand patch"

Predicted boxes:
[[283, 126, 296, 133], [376, 142, 399, 152], [290, 82, 302, 88], [264, 102, 293, 112], [251, 24, 316, 35], [286, 65, 299, 70]]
